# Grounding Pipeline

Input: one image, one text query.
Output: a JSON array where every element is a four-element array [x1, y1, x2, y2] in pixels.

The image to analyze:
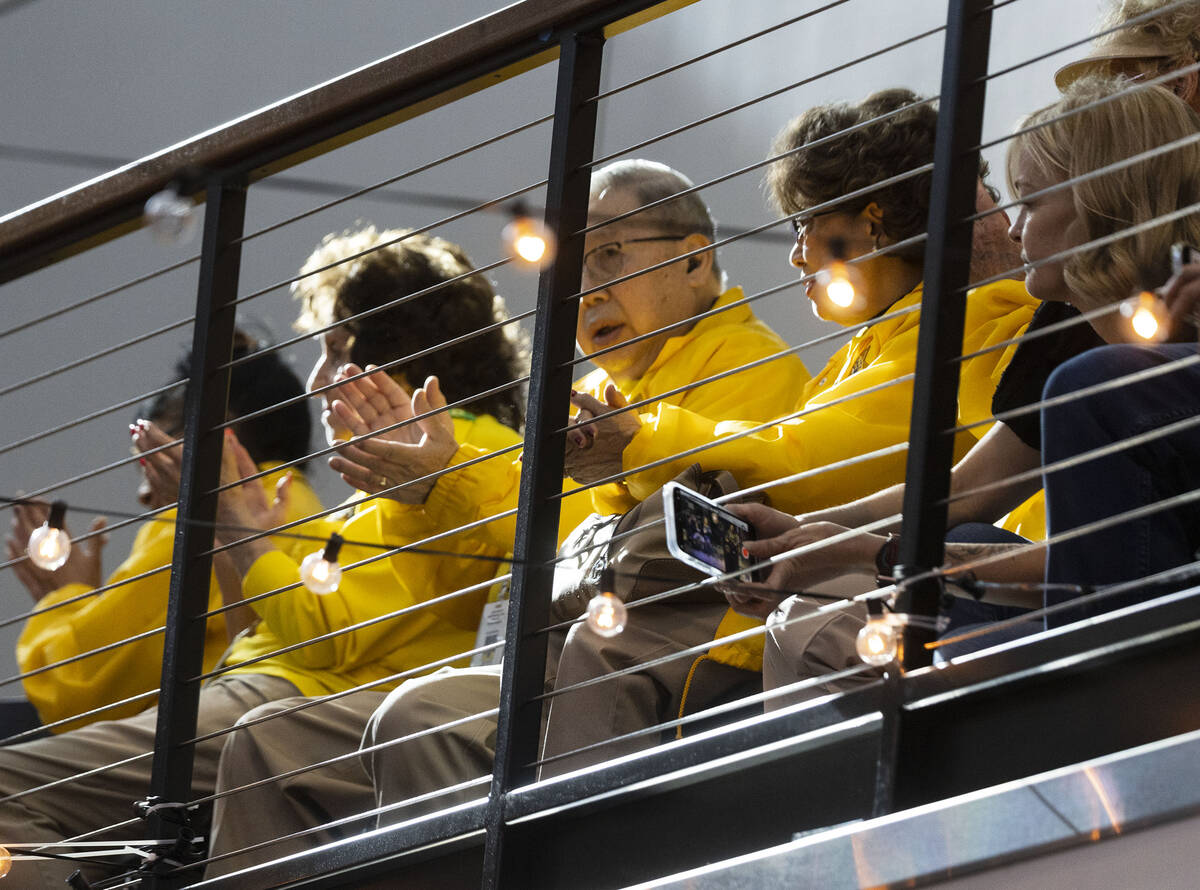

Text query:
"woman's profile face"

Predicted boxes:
[[1007, 147, 1088, 303]]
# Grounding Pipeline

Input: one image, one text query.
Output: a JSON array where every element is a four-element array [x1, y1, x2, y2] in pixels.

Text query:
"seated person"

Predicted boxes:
[[0, 226, 525, 889], [202, 159, 811, 875], [535, 89, 1038, 778], [729, 77, 1200, 700], [6, 331, 319, 734]]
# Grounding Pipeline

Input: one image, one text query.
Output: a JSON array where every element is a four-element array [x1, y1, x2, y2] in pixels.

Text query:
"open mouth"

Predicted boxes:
[[589, 322, 626, 347]]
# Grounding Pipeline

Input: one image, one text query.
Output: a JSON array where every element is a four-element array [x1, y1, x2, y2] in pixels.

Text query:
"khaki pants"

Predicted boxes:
[[205, 667, 506, 879], [364, 665, 502, 827], [204, 690, 386, 879], [539, 602, 752, 778], [0, 673, 297, 889], [762, 596, 880, 711]]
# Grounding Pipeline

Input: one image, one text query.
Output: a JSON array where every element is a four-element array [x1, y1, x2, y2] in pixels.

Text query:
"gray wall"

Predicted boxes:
[[0, 0, 1101, 687]]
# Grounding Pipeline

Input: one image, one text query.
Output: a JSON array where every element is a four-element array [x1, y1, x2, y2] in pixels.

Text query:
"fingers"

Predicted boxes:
[[1160, 263, 1200, 327], [327, 453, 387, 494], [370, 365, 416, 418], [84, 517, 109, 557], [603, 382, 629, 409]]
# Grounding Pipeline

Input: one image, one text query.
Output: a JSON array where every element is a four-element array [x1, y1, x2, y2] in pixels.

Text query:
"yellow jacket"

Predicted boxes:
[[223, 412, 522, 697], [624, 281, 1037, 513], [621, 280, 1037, 672], [421, 287, 811, 551], [17, 466, 321, 731]]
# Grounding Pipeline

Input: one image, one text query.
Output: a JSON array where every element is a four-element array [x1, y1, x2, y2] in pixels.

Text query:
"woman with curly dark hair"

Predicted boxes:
[[0, 226, 528, 889]]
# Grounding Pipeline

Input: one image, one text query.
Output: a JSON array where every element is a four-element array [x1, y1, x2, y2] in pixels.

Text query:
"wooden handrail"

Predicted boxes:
[[0, 0, 693, 280]]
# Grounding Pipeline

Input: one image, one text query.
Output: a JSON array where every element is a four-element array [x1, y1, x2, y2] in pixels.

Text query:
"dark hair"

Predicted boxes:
[[145, 329, 312, 465], [768, 88, 939, 262], [293, 227, 527, 431]]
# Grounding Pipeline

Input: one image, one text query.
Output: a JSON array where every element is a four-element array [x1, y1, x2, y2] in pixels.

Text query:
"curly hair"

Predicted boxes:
[[1008, 75, 1200, 302], [766, 89, 941, 263], [293, 226, 528, 431], [1096, 0, 1200, 74]]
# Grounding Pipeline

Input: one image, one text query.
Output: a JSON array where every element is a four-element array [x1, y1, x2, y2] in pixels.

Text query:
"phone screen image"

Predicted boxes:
[[666, 484, 754, 577]]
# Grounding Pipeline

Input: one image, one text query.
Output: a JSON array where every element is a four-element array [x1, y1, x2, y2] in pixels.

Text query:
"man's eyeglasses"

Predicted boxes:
[[583, 235, 690, 283]]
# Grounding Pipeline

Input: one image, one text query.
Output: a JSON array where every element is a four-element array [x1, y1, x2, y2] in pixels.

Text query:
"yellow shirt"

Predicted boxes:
[[222, 412, 522, 697], [421, 286, 811, 551], [17, 465, 321, 731]]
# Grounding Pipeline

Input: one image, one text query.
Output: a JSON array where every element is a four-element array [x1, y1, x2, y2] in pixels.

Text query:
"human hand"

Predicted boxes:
[[7, 498, 108, 601], [721, 505, 882, 617], [214, 430, 291, 546], [131, 420, 183, 510], [1159, 259, 1200, 341], [327, 374, 458, 504], [562, 384, 642, 485]]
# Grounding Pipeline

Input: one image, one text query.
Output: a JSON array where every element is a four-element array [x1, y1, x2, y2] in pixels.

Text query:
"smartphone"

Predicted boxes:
[[663, 482, 764, 582]]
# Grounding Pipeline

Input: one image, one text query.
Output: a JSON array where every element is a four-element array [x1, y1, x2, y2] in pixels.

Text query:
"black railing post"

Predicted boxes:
[[145, 175, 246, 889], [894, 0, 994, 671], [482, 27, 605, 890]]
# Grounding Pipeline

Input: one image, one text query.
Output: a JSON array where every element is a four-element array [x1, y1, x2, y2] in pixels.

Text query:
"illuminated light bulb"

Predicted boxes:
[[585, 592, 627, 637], [815, 237, 864, 310], [1119, 291, 1168, 342], [144, 186, 198, 245], [855, 615, 899, 667], [300, 534, 344, 595], [502, 202, 555, 268], [27, 501, 71, 571], [0, 844, 10, 878], [819, 260, 857, 307]]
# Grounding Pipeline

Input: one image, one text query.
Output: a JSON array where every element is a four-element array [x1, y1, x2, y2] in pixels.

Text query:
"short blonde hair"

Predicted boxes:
[[1008, 76, 1200, 301]]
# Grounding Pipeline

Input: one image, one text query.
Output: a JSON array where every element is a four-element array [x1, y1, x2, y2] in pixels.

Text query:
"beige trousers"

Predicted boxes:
[[203, 690, 386, 879], [0, 673, 297, 889], [538, 602, 755, 778], [205, 667, 506, 879], [762, 595, 880, 711], [363, 665, 502, 827]]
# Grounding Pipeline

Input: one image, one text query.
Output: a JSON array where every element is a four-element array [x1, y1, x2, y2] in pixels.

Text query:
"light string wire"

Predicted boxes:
[[4, 333, 1195, 873], [7, 1, 1200, 878]]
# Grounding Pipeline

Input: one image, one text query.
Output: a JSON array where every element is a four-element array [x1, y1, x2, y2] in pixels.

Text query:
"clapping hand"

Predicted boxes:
[[326, 367, 458, 504]]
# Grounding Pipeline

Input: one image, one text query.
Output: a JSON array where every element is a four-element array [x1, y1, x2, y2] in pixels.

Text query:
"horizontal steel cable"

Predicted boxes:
[[0, 255, 201, 342], [232, 114, 555, 247]]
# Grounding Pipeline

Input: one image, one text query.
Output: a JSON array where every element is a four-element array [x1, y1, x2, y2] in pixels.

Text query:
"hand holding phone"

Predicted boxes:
[[663, 482, 764, 582]]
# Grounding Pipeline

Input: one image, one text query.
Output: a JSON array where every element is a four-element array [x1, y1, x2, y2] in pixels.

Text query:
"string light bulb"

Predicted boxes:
[[143, 185, 198, 245], [503, 201, 554, 268], [816, 237, 863, 309], [1120, 291, 1168, 342], [299, 534, 344, 595], [585, 592, 627, 637], [855, 614, 899, 666], [27, 501, 71, 571]]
